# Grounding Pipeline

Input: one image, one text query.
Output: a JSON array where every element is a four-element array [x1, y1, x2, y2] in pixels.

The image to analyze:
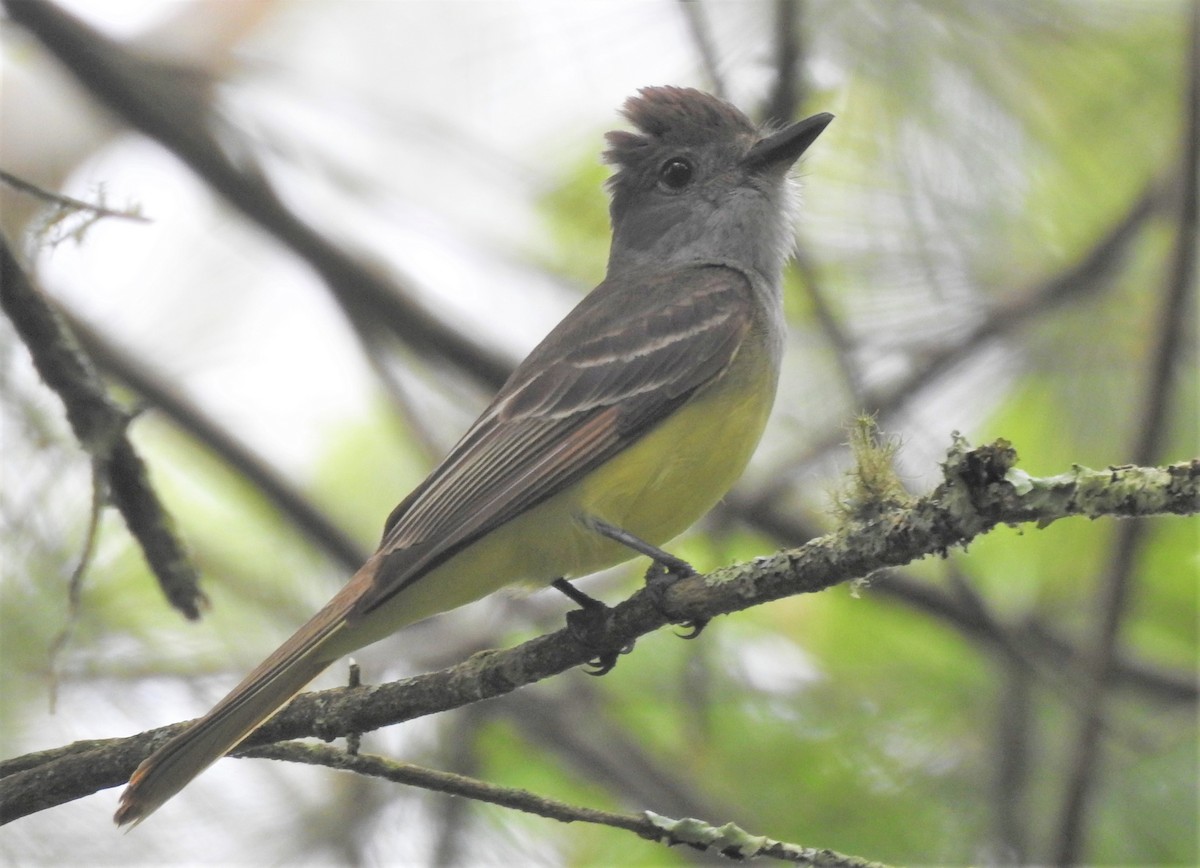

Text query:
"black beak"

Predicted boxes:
[[743, 112, 834, 173]]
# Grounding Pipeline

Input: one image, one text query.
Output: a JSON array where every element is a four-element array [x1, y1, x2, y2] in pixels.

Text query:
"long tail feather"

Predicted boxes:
[[114, 563, 379, 827]]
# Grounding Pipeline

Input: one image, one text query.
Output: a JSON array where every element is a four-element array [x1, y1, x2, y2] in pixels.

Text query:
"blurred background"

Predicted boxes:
[[1, 0, 1195, 864]]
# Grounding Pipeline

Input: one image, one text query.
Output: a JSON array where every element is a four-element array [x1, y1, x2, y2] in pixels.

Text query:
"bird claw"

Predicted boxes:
[[563, 600, 633, 676], [674, 617, 708, 640], [582, 641, 635, 676], [643, 560, 707, 638]]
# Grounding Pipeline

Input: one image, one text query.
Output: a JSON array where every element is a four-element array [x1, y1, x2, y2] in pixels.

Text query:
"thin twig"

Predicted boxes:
[[244, 743, 888, 866], [792, 246, 865, 403], [992, 659, 1032, 864], [498, 687, 729, 822], [764, 0, 806, 124], [429, 706, 485, 866], [0, 169, 150, 225], [46, 461, 107, 712], [676, 0, 727, 99]]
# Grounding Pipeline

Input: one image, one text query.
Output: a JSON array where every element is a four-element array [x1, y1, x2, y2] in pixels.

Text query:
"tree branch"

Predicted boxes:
[[0, 233, 204, 619], [2, 440, 1195, 824]]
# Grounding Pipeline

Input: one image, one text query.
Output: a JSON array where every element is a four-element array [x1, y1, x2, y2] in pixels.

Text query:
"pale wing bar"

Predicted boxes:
[[353, 266, 755, 617]]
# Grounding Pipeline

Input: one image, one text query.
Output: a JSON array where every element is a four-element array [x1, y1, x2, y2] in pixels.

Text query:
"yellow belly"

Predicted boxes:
[[369, 331, 778, 638]]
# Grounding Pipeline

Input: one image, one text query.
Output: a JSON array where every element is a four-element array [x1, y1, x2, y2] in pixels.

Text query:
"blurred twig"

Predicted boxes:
[[0, 235, 204, 619], [677, 0, 726, 99], [1053, 4, 1200, 862], [993, 660, 1032, 864], [500, 686, 731, 826], [429, 707, 485, 866], [0, 169, 150, 234], [792, 246, 866, 403], [46, 462, 105, 711], [765, 5, 856, 411], [3, 0, 504, 602], [764, 0, 806, 124], [350, 322, 453, 468]]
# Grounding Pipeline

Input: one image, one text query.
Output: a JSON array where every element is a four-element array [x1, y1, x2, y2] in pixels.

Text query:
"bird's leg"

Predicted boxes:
[[551, 576, 605, 610], [584, 517, 708, 639], [551, 578, 631, 675]]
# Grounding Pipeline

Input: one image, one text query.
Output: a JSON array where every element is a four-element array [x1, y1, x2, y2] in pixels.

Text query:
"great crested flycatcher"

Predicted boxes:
[[115, 86, 832, 826]]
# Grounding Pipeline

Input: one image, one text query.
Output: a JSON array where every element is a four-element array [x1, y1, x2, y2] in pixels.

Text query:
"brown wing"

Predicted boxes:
[[350, 264, 754, 617]]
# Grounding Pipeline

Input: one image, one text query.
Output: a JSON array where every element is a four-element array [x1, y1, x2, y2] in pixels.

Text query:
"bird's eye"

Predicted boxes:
[[657, 157, 694, 190]]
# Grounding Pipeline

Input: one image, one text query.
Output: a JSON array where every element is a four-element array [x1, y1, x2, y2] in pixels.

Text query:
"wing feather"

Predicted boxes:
[[354, 265, 755, 617]]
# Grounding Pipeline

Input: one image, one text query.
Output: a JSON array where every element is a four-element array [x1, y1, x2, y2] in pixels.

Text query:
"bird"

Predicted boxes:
[[115, 85, 832, 826]]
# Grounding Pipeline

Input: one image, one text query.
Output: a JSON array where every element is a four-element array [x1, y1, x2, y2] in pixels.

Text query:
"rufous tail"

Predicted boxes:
[[114, 563, 378, 827]]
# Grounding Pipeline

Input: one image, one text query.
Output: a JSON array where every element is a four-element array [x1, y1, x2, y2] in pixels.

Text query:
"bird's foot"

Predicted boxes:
[[552, 578, 634, 675], [643, 558, 708, 639]]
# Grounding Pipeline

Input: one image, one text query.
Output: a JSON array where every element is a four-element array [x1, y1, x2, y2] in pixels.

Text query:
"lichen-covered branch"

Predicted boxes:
[[0, 439, 1195, 824], [0, 234, 204, 620]]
